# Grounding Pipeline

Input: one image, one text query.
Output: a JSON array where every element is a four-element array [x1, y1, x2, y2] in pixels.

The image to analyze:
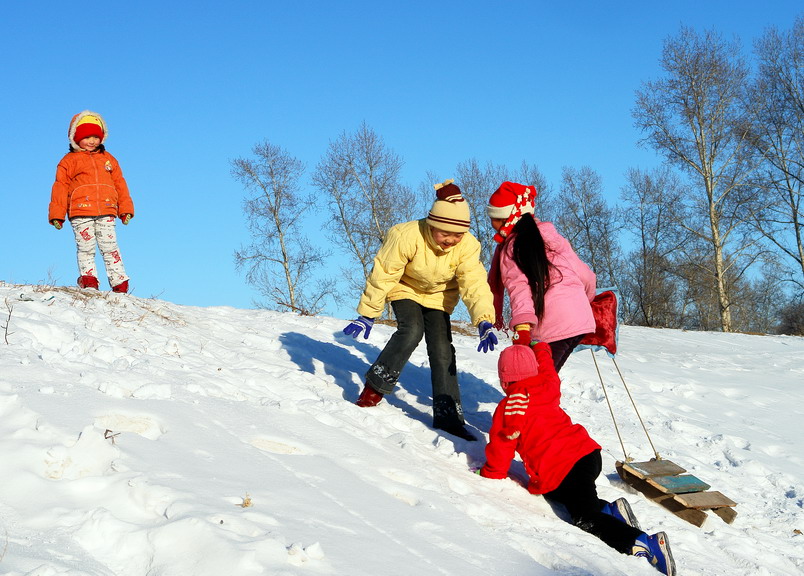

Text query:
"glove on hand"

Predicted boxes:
[[477, 321, 498, 353], [343, 316, 374, 340], [469, 466, 483, 475], [121, 214, 133, 225], [51, 219, 63, 230], [512, 323, 532, 346]]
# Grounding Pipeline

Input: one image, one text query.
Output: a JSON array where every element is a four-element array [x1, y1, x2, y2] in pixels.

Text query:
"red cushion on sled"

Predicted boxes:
[[580, 290, 618, 355]]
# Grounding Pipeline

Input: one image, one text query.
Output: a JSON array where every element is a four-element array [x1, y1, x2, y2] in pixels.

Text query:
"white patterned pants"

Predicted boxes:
[[70, 216, 129, 287]]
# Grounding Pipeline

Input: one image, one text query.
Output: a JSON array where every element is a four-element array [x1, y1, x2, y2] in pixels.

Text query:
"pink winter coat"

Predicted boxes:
[[499, 221, 596, 343]]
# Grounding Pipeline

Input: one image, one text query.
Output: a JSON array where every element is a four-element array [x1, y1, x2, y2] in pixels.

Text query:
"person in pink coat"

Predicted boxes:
[[487, 181, 596, 371]]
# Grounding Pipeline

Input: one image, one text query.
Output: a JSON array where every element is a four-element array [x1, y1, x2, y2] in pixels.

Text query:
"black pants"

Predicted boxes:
[[544, 450, 642, 554], [549, 334, 584, 372], [365, 299, 464, 426]]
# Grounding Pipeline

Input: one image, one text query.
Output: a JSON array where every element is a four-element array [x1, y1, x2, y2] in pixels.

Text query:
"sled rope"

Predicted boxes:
[[589, 349, 660, 462], [590, 350, 628, 460]]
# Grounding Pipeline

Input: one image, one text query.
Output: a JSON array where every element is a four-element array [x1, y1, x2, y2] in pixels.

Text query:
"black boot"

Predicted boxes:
[[432, 394, 476, 441]]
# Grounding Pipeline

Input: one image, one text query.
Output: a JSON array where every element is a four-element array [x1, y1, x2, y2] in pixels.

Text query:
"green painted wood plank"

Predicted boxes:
[[647, 474, 711, 494]]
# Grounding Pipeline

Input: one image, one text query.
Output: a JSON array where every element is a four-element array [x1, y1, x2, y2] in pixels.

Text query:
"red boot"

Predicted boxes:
[[356, 386, 384, 407], [77, 275, 99, 289], [112, 280, 129, 294]]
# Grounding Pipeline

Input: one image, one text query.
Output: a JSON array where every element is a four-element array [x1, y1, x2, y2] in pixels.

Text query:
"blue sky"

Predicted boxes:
[[3, 1, 801, 319]]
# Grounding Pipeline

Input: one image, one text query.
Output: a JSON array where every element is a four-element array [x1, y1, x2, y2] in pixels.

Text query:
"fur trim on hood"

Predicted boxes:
[[68, 110, 107, 151]]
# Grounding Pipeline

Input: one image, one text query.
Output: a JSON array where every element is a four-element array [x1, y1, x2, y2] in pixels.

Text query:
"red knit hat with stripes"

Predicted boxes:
[[497, 345, 538, 440], [425, 179, 471, 233], [486, 181, 537, 243], [498, 345, 540, 386]]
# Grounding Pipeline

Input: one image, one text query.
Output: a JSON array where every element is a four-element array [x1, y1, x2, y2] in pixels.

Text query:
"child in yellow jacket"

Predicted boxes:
[[343, 180, 498, 441], [48, 111, 134, 293]]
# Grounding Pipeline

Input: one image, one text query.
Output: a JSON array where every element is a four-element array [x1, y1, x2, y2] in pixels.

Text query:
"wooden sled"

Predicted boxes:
[[579, 290, 738, 528], [616, 459, 737, 527]]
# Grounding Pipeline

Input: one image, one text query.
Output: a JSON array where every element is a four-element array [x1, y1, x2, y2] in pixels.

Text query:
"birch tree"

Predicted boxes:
[[633, 26, 760, 332], [555, 166, 623, 291], [312, 122, 415, 297], [745, 16, 804, 293], [232, 141, 332, 315], [619, 167, 689, 327], [454, 158, 509, 267]]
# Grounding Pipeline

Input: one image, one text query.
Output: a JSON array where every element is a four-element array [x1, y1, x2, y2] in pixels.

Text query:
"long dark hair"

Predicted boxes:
[[510, 213, 558, 320]]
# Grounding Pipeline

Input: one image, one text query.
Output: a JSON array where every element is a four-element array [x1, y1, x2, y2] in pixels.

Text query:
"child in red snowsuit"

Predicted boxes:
[[478, 343, 676, 576]]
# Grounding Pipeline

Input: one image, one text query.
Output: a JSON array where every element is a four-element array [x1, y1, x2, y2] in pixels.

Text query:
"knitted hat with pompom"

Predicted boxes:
[[425, 179, 471, 233], [498, 345, 540, 387], [497, 345, 539, 440]]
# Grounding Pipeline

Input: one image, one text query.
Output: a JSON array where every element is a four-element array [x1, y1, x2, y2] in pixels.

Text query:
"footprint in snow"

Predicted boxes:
[[250, 437, 311, 455], [44, 424, 119, 480], [95, 413, 165, 440]]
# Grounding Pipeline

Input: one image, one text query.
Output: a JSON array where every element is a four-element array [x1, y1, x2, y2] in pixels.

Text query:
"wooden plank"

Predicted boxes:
[[618, 465, 709, 526], [620, 459, 686, 479], [712, 506, 738, 524], [668, 506, 709, 527], [646, 474, 711, 494], [616, 461, 737, 527], [674, 491, 737, 509]]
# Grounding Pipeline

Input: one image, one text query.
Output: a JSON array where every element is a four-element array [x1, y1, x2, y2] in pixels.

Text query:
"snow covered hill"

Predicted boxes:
[[0, 282, 802, 575]]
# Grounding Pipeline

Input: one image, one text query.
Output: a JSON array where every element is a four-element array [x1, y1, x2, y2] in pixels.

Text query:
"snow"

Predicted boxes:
[[0, 281, 802, 576]]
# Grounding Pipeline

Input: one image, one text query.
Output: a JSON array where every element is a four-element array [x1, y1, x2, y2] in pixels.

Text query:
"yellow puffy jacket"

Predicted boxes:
[[357, 219, 495, 326]]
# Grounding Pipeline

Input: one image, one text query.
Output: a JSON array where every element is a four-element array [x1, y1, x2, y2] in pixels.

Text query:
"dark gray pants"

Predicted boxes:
[[549, 334, 585, 372], [365, 299, 464, 426]]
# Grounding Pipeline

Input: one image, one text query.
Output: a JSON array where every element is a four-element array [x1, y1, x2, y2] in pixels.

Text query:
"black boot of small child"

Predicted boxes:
[[433, 394, 477, 441]]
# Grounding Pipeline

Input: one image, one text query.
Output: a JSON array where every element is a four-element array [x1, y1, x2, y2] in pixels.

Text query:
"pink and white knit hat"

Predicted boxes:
[[486, 181, 537, 243]]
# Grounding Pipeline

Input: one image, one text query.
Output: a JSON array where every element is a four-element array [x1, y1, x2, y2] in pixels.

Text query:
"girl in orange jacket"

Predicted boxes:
[[48, 111, 134, 293]]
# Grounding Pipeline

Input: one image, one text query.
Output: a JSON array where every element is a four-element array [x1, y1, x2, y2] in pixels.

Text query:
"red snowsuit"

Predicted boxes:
[[480, 342, 600, 494]]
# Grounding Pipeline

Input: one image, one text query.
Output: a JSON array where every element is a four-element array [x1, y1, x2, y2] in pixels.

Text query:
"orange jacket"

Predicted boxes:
[[48, 149, 134, 222]]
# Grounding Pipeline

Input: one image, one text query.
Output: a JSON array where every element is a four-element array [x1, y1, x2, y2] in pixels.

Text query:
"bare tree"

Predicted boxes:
[[231, 141, 332, 315], [745, 16, 804, 293], [312, 122, 415, 299], [555, 166, 623, 290], [442, 160, 550, 323], [730, 259, 787, 333], [673, 241, 723, 330], [454, 159, 509, 267], [633, 26, 762, 332], [619, 167, 689, 327], [777, 297, 804, 335], [512, 161, 554, 223]]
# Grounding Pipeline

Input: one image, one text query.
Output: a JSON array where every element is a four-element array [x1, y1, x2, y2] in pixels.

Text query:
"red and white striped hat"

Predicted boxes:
[[486, 181, 537, 243]]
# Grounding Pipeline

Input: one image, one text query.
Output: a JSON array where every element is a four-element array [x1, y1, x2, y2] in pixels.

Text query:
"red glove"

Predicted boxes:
[[121, 214, 133, 225], [512, 324, 531, 346], [51, 219, 64, 230]]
